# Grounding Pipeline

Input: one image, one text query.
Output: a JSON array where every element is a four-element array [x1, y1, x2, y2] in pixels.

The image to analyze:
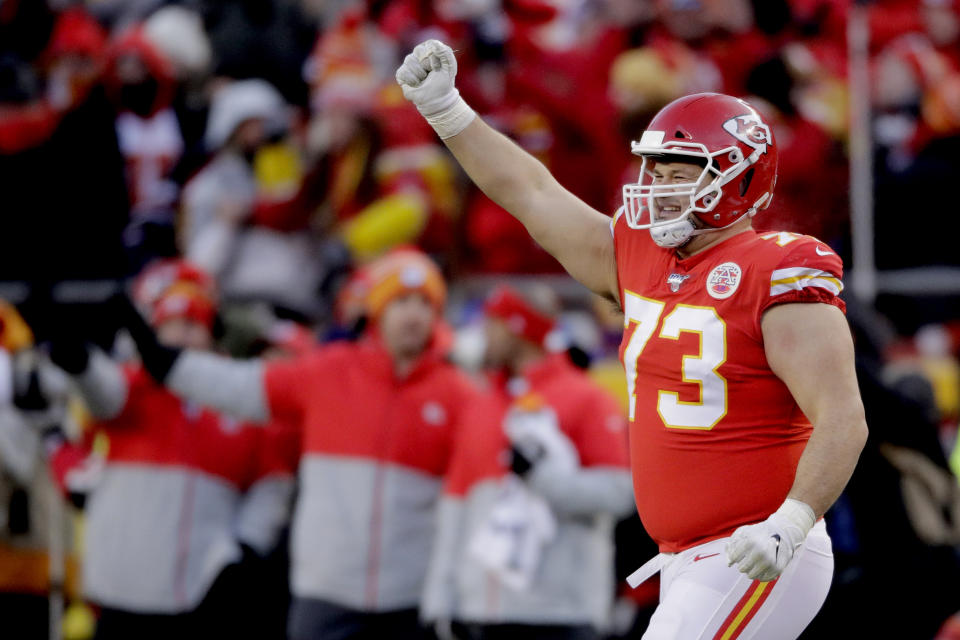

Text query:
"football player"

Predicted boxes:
[[397, 40, 868, 639]]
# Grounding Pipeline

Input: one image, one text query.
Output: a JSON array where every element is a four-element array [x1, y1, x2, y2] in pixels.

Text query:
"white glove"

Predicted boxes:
[[504, 403, 579, 474], [725, 499, 816, 582], [395, 39, 475, 139]]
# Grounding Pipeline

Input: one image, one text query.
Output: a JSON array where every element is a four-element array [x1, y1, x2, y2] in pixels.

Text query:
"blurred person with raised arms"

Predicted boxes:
[[423, 284, 634, 640], [46, 261, 296, 640], [117, 247, 476, 640], [396, 40, 868, 639]]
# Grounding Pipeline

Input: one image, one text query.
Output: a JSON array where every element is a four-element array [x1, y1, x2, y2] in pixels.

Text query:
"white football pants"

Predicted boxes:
[[641, 520, 833, 640]]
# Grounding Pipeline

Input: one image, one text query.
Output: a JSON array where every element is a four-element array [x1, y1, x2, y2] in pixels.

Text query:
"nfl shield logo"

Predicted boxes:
[[667, 273, 690, 292]]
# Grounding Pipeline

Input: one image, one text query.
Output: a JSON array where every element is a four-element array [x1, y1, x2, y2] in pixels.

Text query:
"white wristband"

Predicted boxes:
[[424, 94, 476, 140], [776, 498, 816, 535]]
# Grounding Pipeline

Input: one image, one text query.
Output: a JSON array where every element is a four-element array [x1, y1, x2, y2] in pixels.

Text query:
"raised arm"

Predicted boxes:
[[116, 293, 271, 423], [396, 40, 619, 301], [166, 351, 269, 423]]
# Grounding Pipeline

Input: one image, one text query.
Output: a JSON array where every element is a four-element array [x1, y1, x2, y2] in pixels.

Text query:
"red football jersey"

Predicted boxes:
[[611, 214, 845, 553]]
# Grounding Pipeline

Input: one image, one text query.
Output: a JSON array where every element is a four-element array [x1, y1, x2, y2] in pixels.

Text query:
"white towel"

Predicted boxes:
[[467, 476, 557, 591]]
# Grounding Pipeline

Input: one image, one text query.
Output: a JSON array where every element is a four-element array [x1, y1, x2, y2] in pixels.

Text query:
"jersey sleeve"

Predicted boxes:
[[609, 206, 624, 238], [759, 237, 846, 317]]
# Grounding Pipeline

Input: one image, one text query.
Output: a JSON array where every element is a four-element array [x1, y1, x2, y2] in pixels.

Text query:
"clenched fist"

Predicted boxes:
[[395, 40, 475, 139], [725, 498, 816, 582]]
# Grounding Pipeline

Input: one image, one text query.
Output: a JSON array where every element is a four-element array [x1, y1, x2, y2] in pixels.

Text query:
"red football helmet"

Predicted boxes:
[[622, 92, 778, 247]]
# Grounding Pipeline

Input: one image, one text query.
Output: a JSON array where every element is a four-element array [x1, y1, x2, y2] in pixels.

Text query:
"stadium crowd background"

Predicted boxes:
[[1, 0, 960, 638]]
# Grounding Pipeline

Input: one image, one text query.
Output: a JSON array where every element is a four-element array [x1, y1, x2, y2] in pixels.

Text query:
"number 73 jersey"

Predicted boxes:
[[611, 217, 846, 553]]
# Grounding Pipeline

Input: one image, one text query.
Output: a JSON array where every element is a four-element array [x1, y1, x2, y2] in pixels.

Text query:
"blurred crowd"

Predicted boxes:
[[2, 0, 960, 638]]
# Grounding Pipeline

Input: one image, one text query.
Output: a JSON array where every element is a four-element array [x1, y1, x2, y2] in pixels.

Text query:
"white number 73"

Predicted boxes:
[[622, 291, 728, 429]]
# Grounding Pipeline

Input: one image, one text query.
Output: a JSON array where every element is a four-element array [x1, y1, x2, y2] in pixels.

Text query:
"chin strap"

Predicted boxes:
[[651, 208, 756, 248]]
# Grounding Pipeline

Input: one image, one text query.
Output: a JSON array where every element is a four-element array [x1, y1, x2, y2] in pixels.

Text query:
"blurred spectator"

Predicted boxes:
[[46, 264, 296, 640], [744, 54, 850, 243], [180, 78, 337, 321], [422, 284, 633, 639], [0, 7, 100, 154], [102, 22, 187, 268], [609, 42, 721, 137], [0, 5, 130, 285], [871, 32, 960, 274], [922, 0, 960, 67], [454, 1, 629, 273], [0, 304, 80, 640], [238, 316, 309, 640], [324, 262, 373, 342], [142, 5, 218, 186], [304, 10, 461, 262], [804, 298, 960, 639], [119, 247, 477, 640], [645, 0, 769, 95]]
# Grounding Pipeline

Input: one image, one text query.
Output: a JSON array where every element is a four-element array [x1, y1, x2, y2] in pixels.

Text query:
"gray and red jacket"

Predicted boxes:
[[165, 335, 478, 611], [74, 354, 296, 614], [422, 354, 635, 628]]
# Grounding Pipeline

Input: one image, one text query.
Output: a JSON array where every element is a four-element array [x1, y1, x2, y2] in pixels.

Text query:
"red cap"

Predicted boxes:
[[45, 7, 107, 61], [104, 25, 177, 115], [484, 284, 555, 346], [151, 281, 216, 329]]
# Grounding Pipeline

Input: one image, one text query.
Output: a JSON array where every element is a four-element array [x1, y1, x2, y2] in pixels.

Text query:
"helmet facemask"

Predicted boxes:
[[622, 131, 768, 248]]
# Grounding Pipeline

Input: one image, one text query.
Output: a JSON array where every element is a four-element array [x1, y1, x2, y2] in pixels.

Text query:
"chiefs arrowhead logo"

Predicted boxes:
[[722, 114, 772, 156]]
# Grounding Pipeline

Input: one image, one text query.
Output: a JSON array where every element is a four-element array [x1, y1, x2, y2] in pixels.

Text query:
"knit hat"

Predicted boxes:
[[205, 79, 288, 150], [364, 248, 446, 320]]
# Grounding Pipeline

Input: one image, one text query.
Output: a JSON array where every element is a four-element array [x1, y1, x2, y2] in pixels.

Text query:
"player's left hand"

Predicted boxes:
[[725, 499, 816, 582]]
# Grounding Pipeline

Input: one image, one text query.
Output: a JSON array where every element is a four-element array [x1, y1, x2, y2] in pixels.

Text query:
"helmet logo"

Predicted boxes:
[[706, 262, 742, 299], [722, 114, 772, 156]]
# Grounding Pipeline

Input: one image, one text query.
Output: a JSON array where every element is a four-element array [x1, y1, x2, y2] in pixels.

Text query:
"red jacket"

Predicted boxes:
[[446, 354, 630, 497], [83, 365, 296, 613], [423, 353, 632, 626], [263, 335, 478, 610]]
